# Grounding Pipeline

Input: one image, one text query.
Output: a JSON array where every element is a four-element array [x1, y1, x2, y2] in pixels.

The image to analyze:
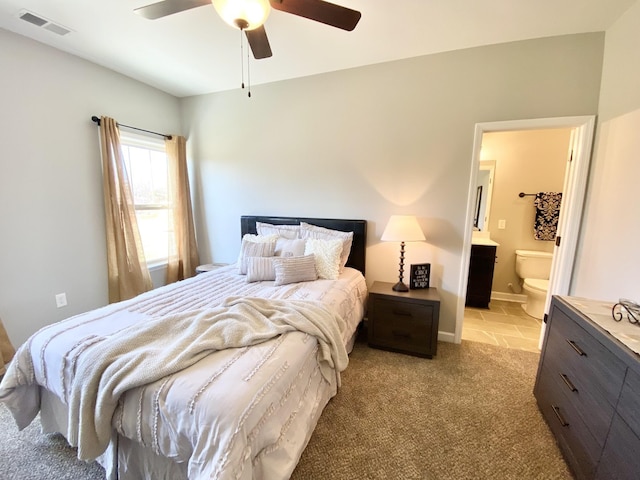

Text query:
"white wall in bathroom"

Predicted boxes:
[[479, 128, 572, 294]]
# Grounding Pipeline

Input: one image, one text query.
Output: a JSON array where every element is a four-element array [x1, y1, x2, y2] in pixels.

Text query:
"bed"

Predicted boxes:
[[0, 216, 368, 480]]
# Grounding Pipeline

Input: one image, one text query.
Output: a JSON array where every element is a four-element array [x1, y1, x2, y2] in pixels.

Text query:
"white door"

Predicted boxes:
[[538, 122, 595, 348]]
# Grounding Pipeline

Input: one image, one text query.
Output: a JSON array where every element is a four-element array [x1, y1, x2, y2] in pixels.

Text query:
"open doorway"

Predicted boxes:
[[455, 116, 596, 349]]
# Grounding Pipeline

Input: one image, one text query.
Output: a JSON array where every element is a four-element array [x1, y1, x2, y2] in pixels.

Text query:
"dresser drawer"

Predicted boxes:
[[369, 298, 433, 355], [547, 307, 626, 407], [596, 413, 640, 480], [616, 368, 640, 435], [535, 363, 600, 480], [541, 315, 625, 446]]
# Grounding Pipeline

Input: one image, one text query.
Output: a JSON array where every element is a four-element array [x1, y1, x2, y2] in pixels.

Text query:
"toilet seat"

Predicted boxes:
[[524, 278, 549, 293]]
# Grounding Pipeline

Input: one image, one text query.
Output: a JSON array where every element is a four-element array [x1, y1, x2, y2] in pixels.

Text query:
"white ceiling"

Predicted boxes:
[[0, 0, 635, 98]]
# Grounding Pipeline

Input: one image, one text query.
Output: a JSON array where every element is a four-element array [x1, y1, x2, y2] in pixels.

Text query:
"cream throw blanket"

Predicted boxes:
[[2, 297, 348, 461]]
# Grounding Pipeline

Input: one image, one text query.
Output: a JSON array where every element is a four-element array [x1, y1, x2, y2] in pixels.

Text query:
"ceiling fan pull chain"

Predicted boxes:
[[240, 29, 245, 90], [247, 43, 251, 98]]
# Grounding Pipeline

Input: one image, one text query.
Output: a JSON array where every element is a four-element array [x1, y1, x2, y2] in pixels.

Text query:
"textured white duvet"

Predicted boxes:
[[0, 266, 367, 480]]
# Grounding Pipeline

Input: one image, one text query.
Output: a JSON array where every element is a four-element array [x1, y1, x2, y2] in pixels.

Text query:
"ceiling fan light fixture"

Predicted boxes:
[[211, 0, 271, 30]]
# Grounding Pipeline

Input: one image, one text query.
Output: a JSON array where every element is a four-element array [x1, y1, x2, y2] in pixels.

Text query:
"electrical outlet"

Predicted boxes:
[[55, 293, 67, 308], [498, 219, 506, 229]]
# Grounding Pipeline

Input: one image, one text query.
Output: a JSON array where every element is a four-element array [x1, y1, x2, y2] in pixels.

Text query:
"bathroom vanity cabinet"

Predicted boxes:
[[534, 296, 640, 480], [465, 244, 497, 308]]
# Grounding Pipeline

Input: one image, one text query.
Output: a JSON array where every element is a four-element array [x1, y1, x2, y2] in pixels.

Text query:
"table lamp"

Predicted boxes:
[[381, 215, 426, 292]]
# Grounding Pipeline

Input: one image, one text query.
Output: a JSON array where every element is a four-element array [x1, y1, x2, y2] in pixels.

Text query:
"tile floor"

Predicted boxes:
[[462, 299, 542, 353]]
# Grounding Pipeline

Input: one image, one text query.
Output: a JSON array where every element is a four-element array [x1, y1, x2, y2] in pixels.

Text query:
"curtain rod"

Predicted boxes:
[[518, 192, 537, 198], [91, 116, 172, 140]]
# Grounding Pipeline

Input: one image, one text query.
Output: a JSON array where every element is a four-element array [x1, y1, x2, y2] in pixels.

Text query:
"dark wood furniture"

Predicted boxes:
[[465, 244, 497, 308], [195, 263, 228, 274], [367, 281, 440, 358], [240, 215, 367, 274], [534, 296, 640, 480]]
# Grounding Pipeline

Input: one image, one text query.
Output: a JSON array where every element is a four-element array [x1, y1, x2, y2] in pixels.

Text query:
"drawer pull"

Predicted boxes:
[[559, 373, 578, 392], [566, 339, 586, 356], [551, 405, 569, 427], [392, 310, 413, 317], [392, 330, 411, 339]]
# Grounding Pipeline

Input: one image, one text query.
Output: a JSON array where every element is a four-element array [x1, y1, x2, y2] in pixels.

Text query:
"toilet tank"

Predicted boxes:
[[515, 250, 553, 280]]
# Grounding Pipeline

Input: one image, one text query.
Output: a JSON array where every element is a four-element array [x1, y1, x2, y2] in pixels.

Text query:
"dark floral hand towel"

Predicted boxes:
[[534, 192, 562, 241]]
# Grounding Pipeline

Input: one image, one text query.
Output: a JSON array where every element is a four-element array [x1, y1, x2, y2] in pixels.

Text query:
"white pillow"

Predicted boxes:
[[256, 222, 300, 239], [304, 238, 342, 280], [246, 257, 276, 282], [237, 234, 277, 274], [275, 238, 306, 258], [273, 255, 318, 286], [300, 222, 354, 271]]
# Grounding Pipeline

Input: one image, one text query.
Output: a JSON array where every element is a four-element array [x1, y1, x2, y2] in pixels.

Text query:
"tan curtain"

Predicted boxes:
[[165, 135, 200, 283], [100, 116, 153, 303], [0, 317, 15, 376]]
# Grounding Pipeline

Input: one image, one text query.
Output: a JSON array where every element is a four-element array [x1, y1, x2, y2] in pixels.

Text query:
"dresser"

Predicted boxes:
[[367, 281, 440, 358], [534, 296, 640, 479]]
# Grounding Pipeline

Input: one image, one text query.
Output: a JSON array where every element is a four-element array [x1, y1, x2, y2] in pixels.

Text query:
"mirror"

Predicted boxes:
[[473, 186, 483, 228], [474, 160, 496, 231]]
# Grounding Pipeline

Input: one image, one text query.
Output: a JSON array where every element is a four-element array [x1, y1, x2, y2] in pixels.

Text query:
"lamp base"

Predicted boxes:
[[392, 281, 409, 292]]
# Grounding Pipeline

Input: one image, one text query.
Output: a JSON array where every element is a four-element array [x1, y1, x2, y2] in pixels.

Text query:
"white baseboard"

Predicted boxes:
[[438, 331, 456, 343], [490, 291, 526, 303]]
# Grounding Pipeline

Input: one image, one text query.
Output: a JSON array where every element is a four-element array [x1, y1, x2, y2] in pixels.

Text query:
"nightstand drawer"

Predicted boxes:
[[374, 297, 432, 323], [370, 298, 432, 353]]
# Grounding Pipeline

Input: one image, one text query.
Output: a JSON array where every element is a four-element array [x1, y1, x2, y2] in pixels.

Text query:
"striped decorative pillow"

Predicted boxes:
[[246, 257, 276, 282], [273, 255, 318, 286], [237, 235, 277, 274]]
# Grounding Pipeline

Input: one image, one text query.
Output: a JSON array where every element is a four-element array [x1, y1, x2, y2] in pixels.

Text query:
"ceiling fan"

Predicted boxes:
[[134, 0, 362, 60]]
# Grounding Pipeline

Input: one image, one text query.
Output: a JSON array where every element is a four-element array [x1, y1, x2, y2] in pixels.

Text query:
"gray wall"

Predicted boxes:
[[572, 2, 640, 300], [0, 29, 182, 345], [181, 33, 604, 339]]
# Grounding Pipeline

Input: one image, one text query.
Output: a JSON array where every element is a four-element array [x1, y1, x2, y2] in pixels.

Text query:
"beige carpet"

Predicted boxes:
[[0, 334, 571, 479], [292, 334, 571, 480]]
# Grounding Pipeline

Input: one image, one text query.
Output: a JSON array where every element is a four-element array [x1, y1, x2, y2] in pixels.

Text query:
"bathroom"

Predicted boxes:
[[462, 127, 572, 351]]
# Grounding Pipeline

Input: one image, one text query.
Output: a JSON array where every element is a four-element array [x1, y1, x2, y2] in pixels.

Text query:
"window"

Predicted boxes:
[[119, 131, 170, 266]]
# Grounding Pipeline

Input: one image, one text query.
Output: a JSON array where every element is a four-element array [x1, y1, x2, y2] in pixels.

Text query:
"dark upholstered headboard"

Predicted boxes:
[[240, 216, 367, 275]]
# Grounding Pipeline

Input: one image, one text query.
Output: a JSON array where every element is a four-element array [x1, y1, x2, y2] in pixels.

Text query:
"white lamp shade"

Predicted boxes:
[[211, 0, 271, 30], [381, 215, 425, 242]]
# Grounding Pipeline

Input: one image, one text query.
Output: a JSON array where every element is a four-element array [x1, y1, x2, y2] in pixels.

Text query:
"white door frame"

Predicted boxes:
[[454, 115, 596, 345]]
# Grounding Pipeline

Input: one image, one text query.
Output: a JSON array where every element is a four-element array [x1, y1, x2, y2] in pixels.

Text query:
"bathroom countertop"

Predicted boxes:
[[471, 237, 500, 247], [471, 231, 500, 247]]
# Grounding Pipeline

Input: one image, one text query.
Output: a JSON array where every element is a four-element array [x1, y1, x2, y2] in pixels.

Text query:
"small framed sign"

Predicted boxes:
[[410, 263, 431, 289]]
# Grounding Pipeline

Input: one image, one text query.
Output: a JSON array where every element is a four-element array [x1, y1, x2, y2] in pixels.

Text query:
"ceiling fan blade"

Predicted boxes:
[[134, 0, 211, 20], [270, 0, 361, 31], [245, 26, 273, 59]]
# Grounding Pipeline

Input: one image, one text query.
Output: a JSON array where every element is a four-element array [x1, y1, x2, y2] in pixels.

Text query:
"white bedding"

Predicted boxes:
[[0, 265, 367, 480]]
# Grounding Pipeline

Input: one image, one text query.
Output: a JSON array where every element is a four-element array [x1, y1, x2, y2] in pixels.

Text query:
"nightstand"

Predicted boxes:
[[367, 281, 441, 358], [195, 263, 228, 274]]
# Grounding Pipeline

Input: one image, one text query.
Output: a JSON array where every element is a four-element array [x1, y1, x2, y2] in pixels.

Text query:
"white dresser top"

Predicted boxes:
[[561, 296, 640, 356]]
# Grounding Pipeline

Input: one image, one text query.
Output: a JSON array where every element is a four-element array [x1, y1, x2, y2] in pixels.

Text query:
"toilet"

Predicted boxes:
[[515, 249, 553, 319]]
